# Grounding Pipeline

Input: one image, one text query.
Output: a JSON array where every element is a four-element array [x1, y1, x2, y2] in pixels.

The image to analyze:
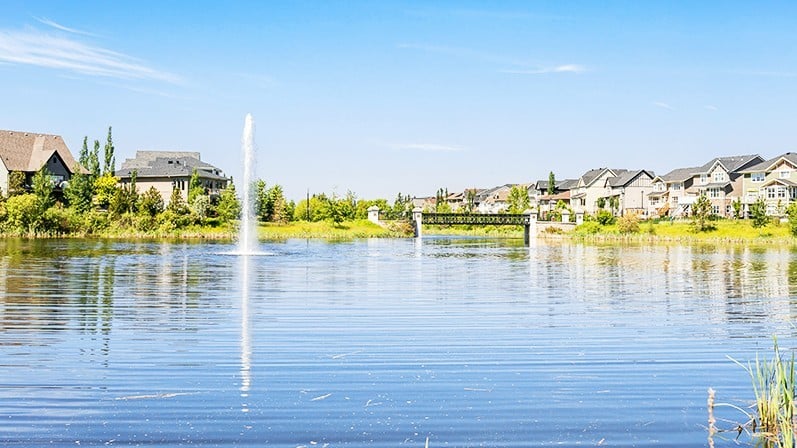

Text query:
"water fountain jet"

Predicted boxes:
[[238, 113, 258, 255]]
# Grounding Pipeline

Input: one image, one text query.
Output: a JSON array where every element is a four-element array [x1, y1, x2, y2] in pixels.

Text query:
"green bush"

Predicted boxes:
[[596, 209, 616, 226], [575, 221, 602, 235]]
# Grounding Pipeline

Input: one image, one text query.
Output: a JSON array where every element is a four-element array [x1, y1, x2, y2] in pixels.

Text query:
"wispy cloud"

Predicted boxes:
[[392, 143, 465, 152], [502, 64, 586, 75], [34, 17, 95, 36], [0, 26, 180, 83], [398, 43, 585, 76], [653, 101, 675, 111], [704, 105, 718, 111]]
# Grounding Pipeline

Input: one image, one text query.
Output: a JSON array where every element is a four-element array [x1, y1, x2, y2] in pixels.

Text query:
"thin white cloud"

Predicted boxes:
[[502, 64, 586, 75], [704, 105, 718, 111], [653, 102, 674, 111], [393, 143, 465, 152], [34, 17, 96, 36], [0, 28, 180, 83]]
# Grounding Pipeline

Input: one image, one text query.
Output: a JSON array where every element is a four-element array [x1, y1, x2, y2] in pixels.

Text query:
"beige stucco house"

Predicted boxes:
[[739, 152, 797, 216], [116, 151, 229, 204], [0, 129, 83, 196]]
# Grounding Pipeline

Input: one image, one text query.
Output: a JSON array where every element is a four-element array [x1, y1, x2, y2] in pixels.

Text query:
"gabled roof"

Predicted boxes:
[[696, 154, 763, 174], [607, 169, 654, 187], [474, 184, 513, 201], [658, 166, 699, 183], [534, 178, 578, 192], [740, 153, 797, 174], [117, 151, 228, 181], [0, 129, 82, 174], [760, 178, 797, 188], [579, 168, 616, 187]]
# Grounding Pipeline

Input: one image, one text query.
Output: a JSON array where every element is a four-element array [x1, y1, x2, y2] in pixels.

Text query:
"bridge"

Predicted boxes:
[[412, 210, 537, 245]]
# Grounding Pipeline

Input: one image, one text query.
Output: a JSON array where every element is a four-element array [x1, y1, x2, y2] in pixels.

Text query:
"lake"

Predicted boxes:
[[1, 237, 795, 447]]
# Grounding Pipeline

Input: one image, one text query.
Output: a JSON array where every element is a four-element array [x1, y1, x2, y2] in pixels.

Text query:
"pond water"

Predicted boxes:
[[1, 237, 796, 447]]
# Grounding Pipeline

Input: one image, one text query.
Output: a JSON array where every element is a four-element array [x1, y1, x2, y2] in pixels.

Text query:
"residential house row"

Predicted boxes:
[[421, 152, 797, 219], [0, 129, 229, 203]]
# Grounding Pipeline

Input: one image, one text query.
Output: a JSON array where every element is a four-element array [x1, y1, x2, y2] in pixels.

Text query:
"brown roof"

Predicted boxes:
[[0, 130, 82, 174]]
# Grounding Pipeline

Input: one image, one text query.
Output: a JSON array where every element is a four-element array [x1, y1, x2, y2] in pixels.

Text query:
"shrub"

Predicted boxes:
[[576, 221, 602, 235], [596, 209, 616, 226], [617, 213, 640, 234]]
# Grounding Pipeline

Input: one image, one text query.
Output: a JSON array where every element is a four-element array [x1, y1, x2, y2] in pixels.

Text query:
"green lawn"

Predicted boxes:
[[575, 219, 796, 244]]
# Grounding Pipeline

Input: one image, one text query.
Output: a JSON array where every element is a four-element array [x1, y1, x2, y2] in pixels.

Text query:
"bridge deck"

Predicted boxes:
[[421, 213, 530, 226]]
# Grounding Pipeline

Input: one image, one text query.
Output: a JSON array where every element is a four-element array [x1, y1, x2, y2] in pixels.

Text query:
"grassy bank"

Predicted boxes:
[[571, 219, 797, 245], [257, 219, 411, 240], [423, 224, 524, 238]]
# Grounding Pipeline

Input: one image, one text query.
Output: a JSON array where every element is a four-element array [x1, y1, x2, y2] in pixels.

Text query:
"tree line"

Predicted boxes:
[[0, 127, 419, 236]]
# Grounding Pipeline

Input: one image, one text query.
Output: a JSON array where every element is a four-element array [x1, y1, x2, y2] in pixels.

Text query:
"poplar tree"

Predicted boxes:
[[103, 126, 115, 175]]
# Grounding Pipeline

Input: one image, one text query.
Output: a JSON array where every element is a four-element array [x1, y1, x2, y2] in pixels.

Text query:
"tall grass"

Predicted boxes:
[[729, 338, 796, 447]]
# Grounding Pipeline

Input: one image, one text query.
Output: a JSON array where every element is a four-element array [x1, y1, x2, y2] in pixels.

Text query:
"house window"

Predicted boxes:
[[751, 172, 765, 182], [700, 174, 708, 185], [778, 187, 787, 199], [654, 182, 664, 192], [650, 197, 659, 206], [713, 171, 726, 182], [672, 196, 679, 206], [708, 187, 721, 198], [767, 187, 777, 199], [672, 183, 682, 190], [781, 170, 791, 179], [712, 205, 720, 215]]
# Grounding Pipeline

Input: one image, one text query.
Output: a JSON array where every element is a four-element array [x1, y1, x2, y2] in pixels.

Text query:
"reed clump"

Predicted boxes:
[[729, 338, 796, 447]]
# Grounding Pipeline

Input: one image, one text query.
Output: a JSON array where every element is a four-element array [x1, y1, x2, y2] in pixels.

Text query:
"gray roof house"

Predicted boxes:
[[0, 129, 83, 196], [739, 152, 797, 216], [687, 154, 763, 217], [648, 167, 700, 217], [116, 151, 229, 204]]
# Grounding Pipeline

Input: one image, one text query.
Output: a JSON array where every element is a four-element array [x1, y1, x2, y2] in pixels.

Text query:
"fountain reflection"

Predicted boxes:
[[239, 254, 252, 413]]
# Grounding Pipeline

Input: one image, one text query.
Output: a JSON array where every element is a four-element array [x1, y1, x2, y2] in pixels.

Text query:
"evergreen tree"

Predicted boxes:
[[547, 172, 556, 196], [167, 188, 189, 215], [8, 171, 26, 196], [139, 187, 164, 217], [103, 126, 115, 175], [253, 179, 270, 221], [268, 184, 288, 223], [216, 183, 241, 221]]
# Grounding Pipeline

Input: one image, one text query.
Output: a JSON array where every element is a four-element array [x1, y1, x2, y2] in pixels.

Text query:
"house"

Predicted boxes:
[[648, 167, 698, 218], [739, 152, 797, 216], [570, 168, 623, 215], [116, 151, 229, 204], [532, 179, 577, 219], [0, 129, 83, 197], [475, 184, 514, 214], [445, 188, 479, 212], [605, 170, 655, 216], [686, 154, 763, 217]]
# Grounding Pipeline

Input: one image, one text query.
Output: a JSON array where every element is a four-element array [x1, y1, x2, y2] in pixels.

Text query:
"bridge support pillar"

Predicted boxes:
[[523, 210, 537, 246], [412, 207, 423, 238]]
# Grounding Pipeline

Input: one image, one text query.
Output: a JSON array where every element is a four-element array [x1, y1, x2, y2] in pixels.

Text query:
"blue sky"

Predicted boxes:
[[1, 1, 796, 201]]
